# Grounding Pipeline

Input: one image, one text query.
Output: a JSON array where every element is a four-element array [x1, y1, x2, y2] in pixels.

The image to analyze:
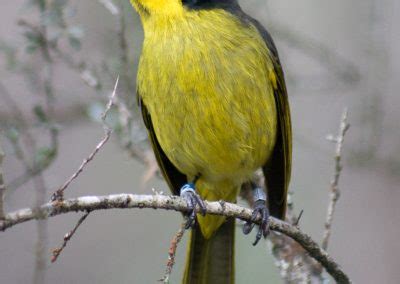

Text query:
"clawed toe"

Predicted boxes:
[[243, 200, 270, 246], [180, 183, 206, 229]]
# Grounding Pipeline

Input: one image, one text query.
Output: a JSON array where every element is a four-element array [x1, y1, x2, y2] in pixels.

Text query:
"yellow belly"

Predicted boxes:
[[137, 9, 278, 237], [152, 85, 276, 184], [139, 9, 277, 183]]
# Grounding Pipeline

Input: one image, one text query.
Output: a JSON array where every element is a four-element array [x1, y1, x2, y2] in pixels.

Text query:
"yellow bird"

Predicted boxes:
[[130, 0, 292, 283]]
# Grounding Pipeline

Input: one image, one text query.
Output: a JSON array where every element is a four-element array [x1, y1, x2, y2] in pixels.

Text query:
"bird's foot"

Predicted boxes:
[[242, 186, 270, 246], [180, 183, 206, 229]]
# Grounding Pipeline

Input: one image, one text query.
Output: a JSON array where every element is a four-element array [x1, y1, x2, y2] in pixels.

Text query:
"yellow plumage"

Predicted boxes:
[[130, 1, 292, 282], [136, 6, 277, 238]]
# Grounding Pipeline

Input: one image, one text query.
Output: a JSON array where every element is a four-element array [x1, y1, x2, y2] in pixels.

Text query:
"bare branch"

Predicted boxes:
[[0, 142, 5, 219], [102, 77, 119, 123], [32, 174, 48, 284], [51, 212, 90, 263], [51, 77, 118, 201], [0, 194, 351, 283], [322, 109, 350, 251], [160, 221, 187, 283]]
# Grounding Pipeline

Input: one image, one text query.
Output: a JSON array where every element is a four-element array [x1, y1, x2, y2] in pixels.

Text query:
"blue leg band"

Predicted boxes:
[[180, 183, 196, 195]]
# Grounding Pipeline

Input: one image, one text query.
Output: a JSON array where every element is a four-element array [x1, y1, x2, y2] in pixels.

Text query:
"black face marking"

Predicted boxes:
[[182, 0, 240, 11], [182, 0, 198, 6], [181, 0, 253, 31]]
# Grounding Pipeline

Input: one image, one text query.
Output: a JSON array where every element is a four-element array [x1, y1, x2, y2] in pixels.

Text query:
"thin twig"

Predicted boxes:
[[51, 211, 90, 263], [102, 77, 119, 123], [0, 142, 5, 219], [51, 77, 119, 201], [0, 194, 351, 283], [160, 221, 187, 283], [322, 109, 350, 251], [293, 209, 304, 227]]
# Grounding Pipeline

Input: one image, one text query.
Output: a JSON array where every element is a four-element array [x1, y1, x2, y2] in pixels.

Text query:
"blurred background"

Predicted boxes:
[[0, 0, 399, 283]]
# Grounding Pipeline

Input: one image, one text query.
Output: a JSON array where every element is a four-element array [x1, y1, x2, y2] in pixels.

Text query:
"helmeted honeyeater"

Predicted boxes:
[[130, 0, 292, 283]]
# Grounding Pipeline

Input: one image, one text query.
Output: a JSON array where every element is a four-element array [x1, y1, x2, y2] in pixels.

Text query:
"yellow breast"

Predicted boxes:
[[137, 9, 277, 187]]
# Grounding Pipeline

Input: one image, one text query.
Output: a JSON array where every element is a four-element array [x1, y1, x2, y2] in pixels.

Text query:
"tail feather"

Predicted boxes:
[[182, 218, 235, 284]]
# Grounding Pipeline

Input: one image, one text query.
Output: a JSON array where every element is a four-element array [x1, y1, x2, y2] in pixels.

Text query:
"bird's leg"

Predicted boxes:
[[180, 178, 207, 229], [242, 182, 270, 246]]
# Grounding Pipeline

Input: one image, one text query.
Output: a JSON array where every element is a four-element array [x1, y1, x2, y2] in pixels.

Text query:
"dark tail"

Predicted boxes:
[[182, 218, 235, 284]]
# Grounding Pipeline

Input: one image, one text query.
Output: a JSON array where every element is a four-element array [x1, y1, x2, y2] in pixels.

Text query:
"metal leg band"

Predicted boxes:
[[253, 186, 266, 202]]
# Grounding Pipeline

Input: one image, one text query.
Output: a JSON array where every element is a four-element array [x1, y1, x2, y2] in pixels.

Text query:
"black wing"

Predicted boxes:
[[255, 22, 292, 220], [241, 16, 292, 220]]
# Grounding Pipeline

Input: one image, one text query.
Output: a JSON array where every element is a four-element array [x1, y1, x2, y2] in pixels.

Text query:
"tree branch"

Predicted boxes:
[[51, 211, 90, 263], [0, 142, 5, 220], [51, 77, 118, 201], [160, 221, 187, 283], [0, 194, 350, 283], [322, 109, 350, 251]]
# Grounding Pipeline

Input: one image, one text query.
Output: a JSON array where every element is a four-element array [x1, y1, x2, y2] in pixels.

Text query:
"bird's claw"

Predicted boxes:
[[242, 200, 270, 246], [180, 183, 206, 229]]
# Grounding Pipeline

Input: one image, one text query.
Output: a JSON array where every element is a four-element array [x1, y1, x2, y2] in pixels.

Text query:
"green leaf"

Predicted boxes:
[[33, 105, 48, 123]]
